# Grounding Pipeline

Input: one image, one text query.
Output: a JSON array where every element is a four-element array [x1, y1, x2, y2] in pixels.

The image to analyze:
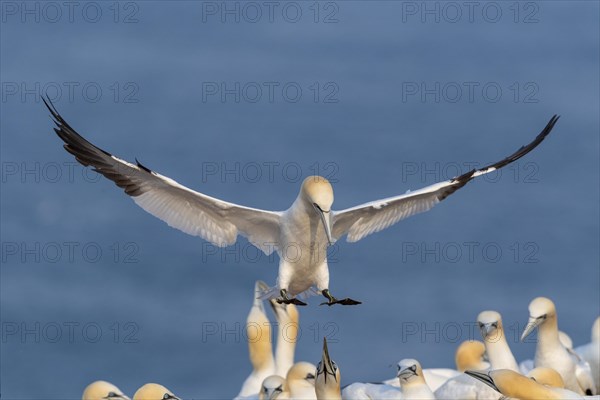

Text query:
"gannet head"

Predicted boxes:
[[397, 359, 426, 387], [455, 340, 489, 372], [521, 297, 556, 341], [528, 367, 565, 388], [133, 384, 179, 400], [477, 310, 504, 341], [466, 369, 553, 399], [287, 362, 317, 395], [316, 337, 341, 399], [592, 316, 600, 343], [82, 381, 130, 400], [259, 375, 286, 400], [300, 176, 334, 245]]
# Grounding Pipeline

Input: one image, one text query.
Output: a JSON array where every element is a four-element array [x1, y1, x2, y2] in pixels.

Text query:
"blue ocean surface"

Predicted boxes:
[[1, 1, 598, 398]]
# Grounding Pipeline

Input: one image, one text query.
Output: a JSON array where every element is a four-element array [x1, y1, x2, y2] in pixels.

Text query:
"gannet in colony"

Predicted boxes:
[[575, 316, 600, 391], [521, 297, 596, 395], [82, 381, 130, 400], [477, 311, 519, 372], [259, 375, 286, 400], [316, 338, 341, 400], [238, 282, 276, 397], [269, 299, 299, 377], [519, 330, 577, 374], [455, 340, 490, 372], [465, 369, 584, 400], [279, 362, 317, 400], [396, 359, 436, 400], [44, 98, 559, 306], [132, 384, 179, 400], [527, 367, 565, 388]]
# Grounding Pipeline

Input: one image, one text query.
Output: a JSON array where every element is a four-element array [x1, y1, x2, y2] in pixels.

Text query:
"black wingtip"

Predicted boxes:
[[135, 157, 152, 173]]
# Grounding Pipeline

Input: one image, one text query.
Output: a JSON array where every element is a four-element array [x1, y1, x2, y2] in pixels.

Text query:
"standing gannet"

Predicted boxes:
[[269, 299, 299, 377], [477, 311, 519, 371], [238, 281, 276, 397], [396, 359, 436, 400], [82, 381, 130, 400], [315, 338, 341, 400], [133, 384, 179, 400], [521, 297, 596, 395], [465, 369, 584, 400], [43, 98, 559, 306], [575, 316, 600, 391], [527, 367, 565, 388]]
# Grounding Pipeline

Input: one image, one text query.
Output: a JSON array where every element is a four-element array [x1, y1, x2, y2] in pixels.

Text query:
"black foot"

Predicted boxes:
[[275, 289, 308, 306], [319, 289, 362, 306]]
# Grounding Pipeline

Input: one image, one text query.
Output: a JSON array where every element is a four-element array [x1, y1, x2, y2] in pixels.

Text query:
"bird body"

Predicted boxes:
[[521, 297, 596, 395], [477, 311, 519, 372], [44, 98, 559, 306], [396, 359, 436, 400], [466, 369, 584, 400]]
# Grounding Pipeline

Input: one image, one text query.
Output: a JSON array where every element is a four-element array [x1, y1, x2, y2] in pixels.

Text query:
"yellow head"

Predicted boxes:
[[521, 297, 557, 341], [528, 367, 565, 388], [133, 383, 178, 400], [82, 381, 129, 400], [455, 340, 487, 372], [300, 176, 334, 211]]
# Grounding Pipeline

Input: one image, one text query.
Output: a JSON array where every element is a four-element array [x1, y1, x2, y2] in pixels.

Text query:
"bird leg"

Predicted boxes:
[[275, 289, 307, 306], [320, 289, 362, 306]]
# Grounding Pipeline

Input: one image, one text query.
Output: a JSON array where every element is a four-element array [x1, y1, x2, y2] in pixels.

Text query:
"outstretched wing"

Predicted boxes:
[[44, 98, 282, 255], [332, 116, 559, 243]]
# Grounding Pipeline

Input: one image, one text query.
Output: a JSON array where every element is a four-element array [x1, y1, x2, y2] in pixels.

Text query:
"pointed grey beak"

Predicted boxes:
[[479, 323, 497, 339], [319, 337, 337, 382], [313, 204, 333, 245], [521, 315, 545, 341], [465, 370, 500, 393]]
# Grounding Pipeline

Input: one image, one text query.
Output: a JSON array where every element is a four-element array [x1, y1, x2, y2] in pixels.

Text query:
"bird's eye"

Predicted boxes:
[[332, 361, 338, 371], [410, 365, 417, 373], [275, 385, 283, 393], [163, 394, 173, 400], [306, 373, 315, 380], [478, 322, 484, 328], [491, 322, 498, 328], [108, 392, 116, 398]]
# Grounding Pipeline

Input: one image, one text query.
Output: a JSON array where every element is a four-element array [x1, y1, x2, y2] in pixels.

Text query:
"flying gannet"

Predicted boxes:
[[575, 316, 600, 392], [521, 297, 596, 395], [465, 369, 584, 400], [477, 310, 519, 372], [82, 381, 130, 400], [132, 384, 179, 400], [43, 98, 559, 306], [238, 281, 276, 397], [316, 338, 341, 400]]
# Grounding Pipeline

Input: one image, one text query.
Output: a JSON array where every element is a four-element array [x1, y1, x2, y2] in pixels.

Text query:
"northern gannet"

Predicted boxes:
[[44, 98, 559, 306], [82, 381, 130, 400], [519, 330, 578, 374], [527, 367, 565, 388], [575, 316, 600, 391], [280, 362, 317, 400], [260, 375, 286, 400], [238, 281, 276, 397], [521, 297, 596, 395], [465, 369, 584, 400], [455, 340, 490, 372], [132, 384, 179, 400], [477, 310, 519, 372], [316, 338, 341, 400], [269, 299, 299, 377], [396, 359, 436, 400]]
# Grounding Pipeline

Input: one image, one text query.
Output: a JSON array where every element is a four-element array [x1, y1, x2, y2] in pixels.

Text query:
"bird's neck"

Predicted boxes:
[[275, 322, 297, 376], [537, 316, 562, 352], [485, 328, 518, 370]]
